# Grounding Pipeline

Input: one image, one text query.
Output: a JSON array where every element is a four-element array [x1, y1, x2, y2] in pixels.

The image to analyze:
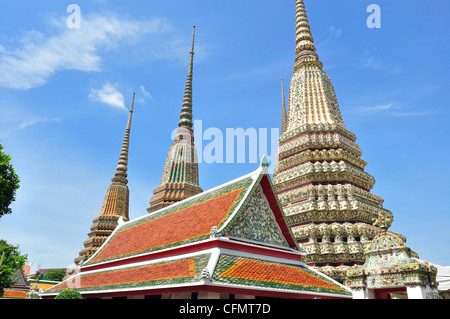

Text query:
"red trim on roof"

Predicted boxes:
[[51, 259, 197, 292], [260, 174, 298, 250], [81, 238, 302, 273], [43, 284, 347, 300]]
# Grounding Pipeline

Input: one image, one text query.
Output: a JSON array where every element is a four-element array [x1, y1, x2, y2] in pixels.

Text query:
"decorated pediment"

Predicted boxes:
[[225, 185, 289, 247]]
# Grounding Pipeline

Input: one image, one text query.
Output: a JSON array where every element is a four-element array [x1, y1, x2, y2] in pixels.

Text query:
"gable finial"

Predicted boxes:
[[260, 154, 269, 174]]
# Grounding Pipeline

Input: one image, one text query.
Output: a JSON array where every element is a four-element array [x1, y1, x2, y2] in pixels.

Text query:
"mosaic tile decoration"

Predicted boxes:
[[227, 186, 289, 247], [346, 231, 438, 290], [213, 254, 351, 296]]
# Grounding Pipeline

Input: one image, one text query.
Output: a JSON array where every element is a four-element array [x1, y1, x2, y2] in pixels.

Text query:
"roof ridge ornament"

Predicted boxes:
[[372, 211, 393, 231], [210, 226, 219, 239], [260, 155, 269, 174]]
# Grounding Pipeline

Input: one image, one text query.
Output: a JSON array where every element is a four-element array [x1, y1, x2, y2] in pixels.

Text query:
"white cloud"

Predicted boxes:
[[315, 26, 342, 50], [358, 103, 393, 113], [89, 83, 125, 110], [225, 61, 284, 81], [389, 110, 436, 117], [328, 26, 342, 39], [18, 117, 60, 130], [363, 56, 386, 70], [355, 103, 435, 118], [139, 85, 151, 98], [0, 13, 173, 89], [360, 49, 400, 73], [136, 85, 152, 104]]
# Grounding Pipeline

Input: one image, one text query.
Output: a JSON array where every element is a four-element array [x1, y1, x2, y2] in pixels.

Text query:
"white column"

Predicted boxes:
[[352, 288, 374, 299]]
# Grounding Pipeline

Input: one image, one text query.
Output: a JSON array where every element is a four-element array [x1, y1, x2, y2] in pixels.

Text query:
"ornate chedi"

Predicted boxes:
[[346, 214, 439, 299], [272, 0, 415, 282], [148, 26, 202, 213], [74, 93, 135, 265]]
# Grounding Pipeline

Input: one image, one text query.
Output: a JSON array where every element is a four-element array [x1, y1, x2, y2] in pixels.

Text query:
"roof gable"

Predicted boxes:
[[224, 185, 289, 247], [11, 268, 29, 288]]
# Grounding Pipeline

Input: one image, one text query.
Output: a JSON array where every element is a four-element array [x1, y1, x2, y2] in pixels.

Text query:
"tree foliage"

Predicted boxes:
[[54, 288, 83, 299], [0, 142, 20, 218], [0, 240, 28, 297], [45, 268, 67, 282]]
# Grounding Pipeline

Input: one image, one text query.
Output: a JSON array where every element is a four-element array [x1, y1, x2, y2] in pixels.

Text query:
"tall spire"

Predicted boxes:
[[112, 92, 135, 184], [272, 0, 414, 283], [148, 26, 202, 214], [178, 26, 195, 130], [293, 0, 322, 73], [281, 78, 288, 134], [75, 93, 136, 265], [286, 0, 344, 130], [295, 0, 316, 56]]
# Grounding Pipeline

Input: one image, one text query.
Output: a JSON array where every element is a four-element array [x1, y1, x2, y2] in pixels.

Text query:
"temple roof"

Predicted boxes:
[[44, 251, 350, 298], [84, 159, 297, 267], [42, 159, 351, 298]]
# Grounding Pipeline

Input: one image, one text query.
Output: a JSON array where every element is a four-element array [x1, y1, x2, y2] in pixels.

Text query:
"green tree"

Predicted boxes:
[[54, 289, 83, 299], [0, 240, 28, 297], [45, 269, 67, 282], [0, 142, 20, 219]]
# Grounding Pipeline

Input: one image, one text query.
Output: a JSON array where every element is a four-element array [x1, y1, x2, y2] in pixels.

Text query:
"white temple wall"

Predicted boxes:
[[406, 285, 439, 299]]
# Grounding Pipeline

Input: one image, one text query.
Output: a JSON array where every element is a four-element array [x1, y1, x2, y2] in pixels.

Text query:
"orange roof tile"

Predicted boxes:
[[215, 256, 347, 294], [50, 259, 197, 292], [90, 186, 246, 263], [2, 289, 27, 298]]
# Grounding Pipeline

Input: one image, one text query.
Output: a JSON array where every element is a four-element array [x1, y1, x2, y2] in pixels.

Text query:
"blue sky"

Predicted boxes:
[[0, 0, 449, 272]]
